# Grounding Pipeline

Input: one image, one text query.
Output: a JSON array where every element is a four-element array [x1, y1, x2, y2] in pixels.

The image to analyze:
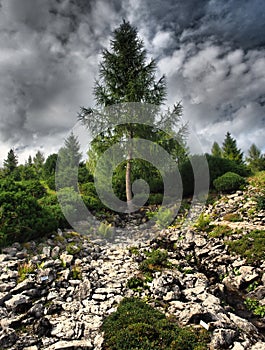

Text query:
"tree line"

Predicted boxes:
[[0, 20, 264, 248]]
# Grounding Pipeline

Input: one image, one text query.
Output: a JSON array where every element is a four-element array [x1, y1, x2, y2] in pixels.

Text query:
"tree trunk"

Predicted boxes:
[[126, 132, 133, 212]]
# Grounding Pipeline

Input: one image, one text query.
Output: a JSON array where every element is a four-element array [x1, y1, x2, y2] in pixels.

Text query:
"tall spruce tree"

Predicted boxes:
[[79, 20, 187, 210], [246, 143, 265, 172], [3, 149, 18, 175], [211, 141, 222, 158], [33, 151, 45, 178], [57, 132, 82, 189], [222, 132, 244, 165]]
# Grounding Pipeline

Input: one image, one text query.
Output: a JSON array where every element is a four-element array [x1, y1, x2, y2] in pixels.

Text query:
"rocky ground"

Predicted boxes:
[[0, 181, 265, 350]]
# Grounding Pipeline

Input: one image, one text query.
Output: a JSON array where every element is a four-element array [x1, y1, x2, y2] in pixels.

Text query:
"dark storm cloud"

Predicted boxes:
[[130, 0, 265, 51], [0, 0, 123, 159], [128, 0, 265, 153], [0, 0, 264, 164]]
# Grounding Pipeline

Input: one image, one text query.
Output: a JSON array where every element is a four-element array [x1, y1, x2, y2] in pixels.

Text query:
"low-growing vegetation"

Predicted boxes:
[[139, 249, 172, 273], [225, 230, 265, 264], [17, 261, 35, 283], [222, 213, 242, 222], [244, 297, 265, 318], [208, 225, 234, 238], [101, 297, 210, 350]]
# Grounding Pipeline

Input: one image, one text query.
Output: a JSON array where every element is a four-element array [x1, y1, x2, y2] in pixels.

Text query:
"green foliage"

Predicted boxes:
[[79, 182, 97, 197], [213, 172, 246, 192], [79, 20, 187, 206], [93, 20, 166, 106], [128, 246, 140, 255], [226, 230, 265, 264], [3, 149, 18, 176], [97, 222, 114, 239], [33, 150, 45, 178], [208, 225, 234, 238], [66, 242, 81, 255], [194, 213, 211, 232], [71, 264, 82, 280], [46, 174, 56, 190], [101, 297, 210, 350], [244, 298, 265, 317], [155, 207, 174, 228], [139, 249, 171, 273], [246, 144, 265, 172], [57, 187, 86, 222], [78, 162, 93, 184], [38, 194, 69, 229], [255, 193, 265, 211], [127, 276, 145, 291], [0, 179, 58, 247], [205, 154, 249, 187], [21, 180, 46, 199], [222, 132, 244, 165], [43, 153, 58, 178], [56, 132, 82, 190], [246, 281, 260, 293], [211, 141, 222, 158], [17, 261, 35, 283], [148, 193, 163, 205], [82, 195, 106, 212]]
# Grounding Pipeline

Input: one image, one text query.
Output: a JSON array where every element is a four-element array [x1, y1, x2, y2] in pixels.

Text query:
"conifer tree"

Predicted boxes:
[[222, 132, 244, 165], [57, 132, 82, 189], [79, 20, 187, 210], [3, 149, 18, 175], [211, 141, 222, 158], [246, 143, 265, 172], [33, 151, 45, 177]]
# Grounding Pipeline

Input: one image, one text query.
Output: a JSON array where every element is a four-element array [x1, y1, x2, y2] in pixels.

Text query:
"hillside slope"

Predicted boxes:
[[0, 172, 264, 349]]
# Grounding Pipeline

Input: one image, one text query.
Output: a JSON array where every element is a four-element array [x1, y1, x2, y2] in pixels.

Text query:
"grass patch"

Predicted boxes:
[[225, 229, 265, 264], [194, 213, 212, 232], [208, 225, 234, 238], [222, 213, 242, 222], [17, 261, 35, 283], [101, 297, 210, 350]]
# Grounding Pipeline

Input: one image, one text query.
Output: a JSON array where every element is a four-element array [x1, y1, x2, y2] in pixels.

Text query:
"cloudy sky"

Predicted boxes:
[[0, 0, 264, 165]]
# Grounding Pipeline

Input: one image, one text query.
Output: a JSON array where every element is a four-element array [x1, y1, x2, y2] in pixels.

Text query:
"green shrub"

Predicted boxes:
[[139, 249, 171, 273], [57, 187, 87, 222], [82, 195, 106, 212], [127, 276, 145, 291], [155, 207, 174, 228], [79, 182, 97, 196], [206, 154, 250, 184], [46, 174, 56, 190], [0, 180, 58, 247], [255, 193, 265, 211], [148, 193, 163, 205], [21, 180, 46, 199], [38, 194, 69, 229], [226, 230, 265, 264], [213, 172, 246, 192], [101, 297, 210, 350]]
